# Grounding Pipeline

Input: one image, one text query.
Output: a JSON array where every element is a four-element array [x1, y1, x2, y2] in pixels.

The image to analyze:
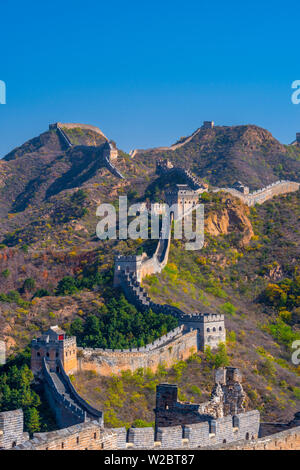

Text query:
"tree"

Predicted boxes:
[[1, 269, 10, 279], [25, 407, 41, 435], [56, 276, 78, 295], [22, 278, 36, 293]]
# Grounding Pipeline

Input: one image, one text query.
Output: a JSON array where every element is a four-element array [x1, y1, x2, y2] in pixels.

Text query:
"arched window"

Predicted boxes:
[[245, 432, 250, 440], [219, 326, 222, 331], [213, 327, 216, 332], [207, 328, 210, 332]]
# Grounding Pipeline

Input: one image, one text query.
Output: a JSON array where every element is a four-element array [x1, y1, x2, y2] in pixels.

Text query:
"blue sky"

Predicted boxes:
[[0, 0, 299, 156]]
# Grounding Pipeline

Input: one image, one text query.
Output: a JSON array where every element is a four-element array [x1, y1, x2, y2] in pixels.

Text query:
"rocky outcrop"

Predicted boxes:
[[206, 197, 254, 247]]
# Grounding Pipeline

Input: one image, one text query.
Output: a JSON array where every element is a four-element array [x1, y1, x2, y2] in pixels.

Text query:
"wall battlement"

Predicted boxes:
[[5, 368, 265, 450], [215, 180, 300, 206], [77, 328, 198, 376]]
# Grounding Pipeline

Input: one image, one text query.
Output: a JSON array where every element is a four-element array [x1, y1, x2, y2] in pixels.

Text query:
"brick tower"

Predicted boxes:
[[31, 326, 77, 377]]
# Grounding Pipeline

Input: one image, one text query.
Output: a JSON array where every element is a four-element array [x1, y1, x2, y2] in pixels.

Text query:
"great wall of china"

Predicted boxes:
[[49, 123, 125, 180], [2, 366, 300, 450], [50, 121, 300, 207], [214, 180, 300, 206], [1, 122, 300, 450], [129, 121, 215, 158]]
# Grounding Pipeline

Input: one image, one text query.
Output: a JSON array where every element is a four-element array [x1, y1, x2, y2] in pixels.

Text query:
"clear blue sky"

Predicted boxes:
[[0, 0, 299, 157]]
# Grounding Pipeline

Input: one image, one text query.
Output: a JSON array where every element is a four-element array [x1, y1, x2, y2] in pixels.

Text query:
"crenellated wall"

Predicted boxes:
[[215, 180, 300, 206], [77, 328, 198, 376], [13, 421, 117, 450], [204, 425, 300, 450]]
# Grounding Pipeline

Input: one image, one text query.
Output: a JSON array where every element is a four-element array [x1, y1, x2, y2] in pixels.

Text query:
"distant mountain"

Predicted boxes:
[[1, 121, 300, 246], [134, 124, 300, 189]]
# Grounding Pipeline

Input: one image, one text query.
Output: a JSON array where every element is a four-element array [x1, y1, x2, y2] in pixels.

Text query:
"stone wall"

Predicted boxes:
[[42, 358, 103, 429], [14, 421, 117, 450], [114, 211, 172, 287], [113, 410, 259, 449], [0, 410, 28, 449], [204, 425, 300, 450], [77, 328, 198, 376], [9, 417, 300, 450], [216, 180, 300, 206], [155, 368, 248, 428]]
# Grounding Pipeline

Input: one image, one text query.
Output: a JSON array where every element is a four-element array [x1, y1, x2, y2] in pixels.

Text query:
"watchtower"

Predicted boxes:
[[31, 326, 77, 377], [232, 181, 250, 195], [202, 121, 214, 129], [156, 159, 174, 174], [165, 184, 199, 217], [113, 254, 144, 287]]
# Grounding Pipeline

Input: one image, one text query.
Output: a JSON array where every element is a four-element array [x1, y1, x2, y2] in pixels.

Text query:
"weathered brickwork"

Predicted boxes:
[[31, 327, 103, 430], [77, 328, 198, 376], [14, 421, 117, 450], [155, 368, 250, 428], [0, 410, 28, 450], [3, 391, 299, 450], [31, 326, 77, 377], [204, 425, 300, 450], [127, 427, 155, 449], [77, 314, 225, 377], [8, 416, 300, 451]]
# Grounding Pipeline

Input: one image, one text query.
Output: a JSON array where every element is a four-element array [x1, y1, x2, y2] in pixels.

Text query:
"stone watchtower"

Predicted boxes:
[[31, 326, 77, 378], [113, 254, 144, 287], [202, 121, 214, 129], [232, 181, 250, 195], [165, 184, 199, 218], [178, 313, 226, 351]]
